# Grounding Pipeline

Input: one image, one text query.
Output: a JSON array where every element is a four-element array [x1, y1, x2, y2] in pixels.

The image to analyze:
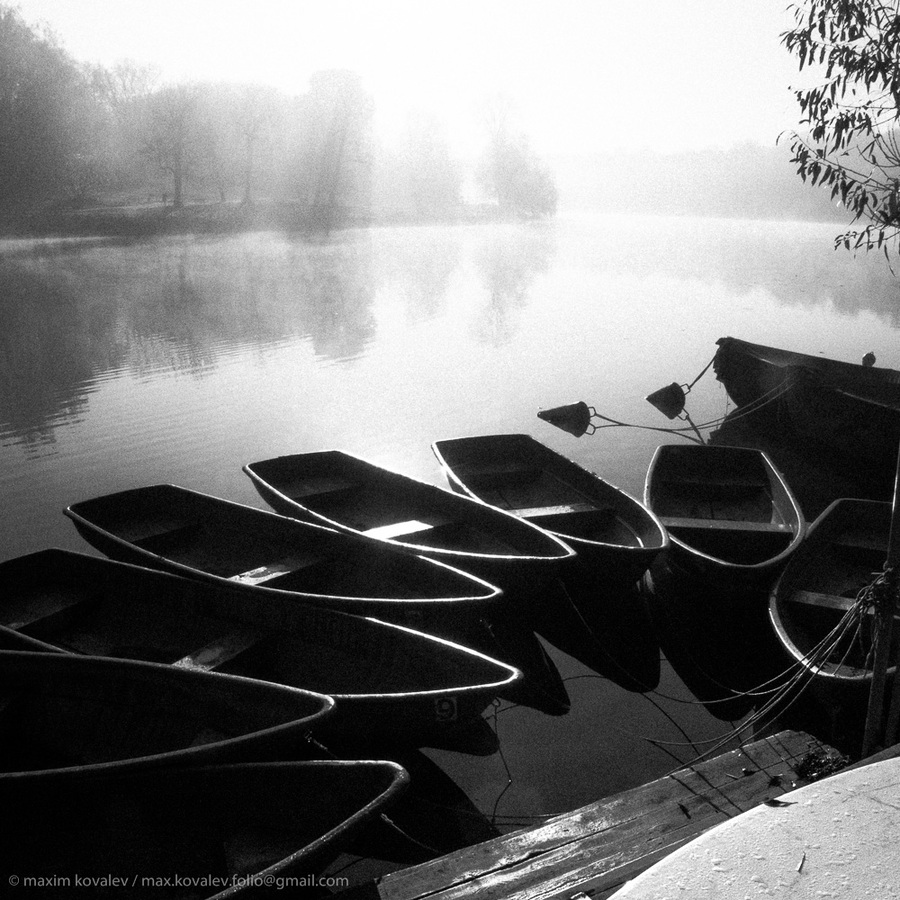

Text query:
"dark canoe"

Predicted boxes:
[[431, 433, 668, 587], [0, 649, 333, 781], [3, 760, 408, 898], [0, 549, 521, 747], [644, 444, 806, 586], [243, 450, 576, 598], [713, 335, 900, 466], [64, 484, 502, 630], [769, 498, 896, 694]]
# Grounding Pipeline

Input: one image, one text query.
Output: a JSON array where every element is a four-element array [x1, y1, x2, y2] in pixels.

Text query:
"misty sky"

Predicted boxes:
[[15, 0, 803, 157]]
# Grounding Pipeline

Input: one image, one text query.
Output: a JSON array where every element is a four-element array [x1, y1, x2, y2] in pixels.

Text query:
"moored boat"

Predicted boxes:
[[243, 449, 576, 599], [769, 498, 896, 694], [64, 484, 502, 629], [431, 433, 668, 588], [644, 444, 805, 586], [713, 335, 900, 467], [0, 549, 522, 747], [63, 485, 568, 717], [3, 760, 408, 898], [0, 649, 333, 780]]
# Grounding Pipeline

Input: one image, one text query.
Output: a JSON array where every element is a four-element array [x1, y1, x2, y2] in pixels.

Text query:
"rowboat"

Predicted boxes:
[[64, 486, 567, 717], [243, 450, 576, 599], [713, 336, 900, 467], [64, 484, 502, 628], [4, 760, 408, 898], [644, 444, 805, 585], [0, 649, 333, 780], [769, 498, 896, 693], [431, 433, 668, 588], [0, 549, 522, 747]]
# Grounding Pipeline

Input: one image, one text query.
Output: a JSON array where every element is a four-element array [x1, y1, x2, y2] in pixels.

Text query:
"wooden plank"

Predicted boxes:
[[172, 628, 264, 671], [788, 590, 900, 618], [229, 554, 322, 585], [660, 516, 790, 533], [4, 589, 87, 632], [337, 731, 833, 900], [364, 520, 436, 540], [517, 503, 598, 518], [457, 462, 541, 491], [284, 475, 357, 500]]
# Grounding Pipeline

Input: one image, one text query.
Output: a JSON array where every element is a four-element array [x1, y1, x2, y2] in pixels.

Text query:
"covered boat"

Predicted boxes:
[[431, 433, 667, 588], [2, 760, 408, 898], [713, 336, 900, 467], [769, 498, 896, 694], [0, 649, 333, 780], [0, 549, 521, 747], [644, 444, 805, 586]]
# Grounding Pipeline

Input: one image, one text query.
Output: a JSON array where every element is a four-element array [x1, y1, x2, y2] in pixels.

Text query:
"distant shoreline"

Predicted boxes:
[[0, 198, 549, 240]]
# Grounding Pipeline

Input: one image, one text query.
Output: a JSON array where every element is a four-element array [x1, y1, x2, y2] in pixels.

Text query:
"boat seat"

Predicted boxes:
[[229, 555, 323, 586], [363, 519, 437, 540], [787, 589, 900, 615], [132, 522, 200, 554], [517, 502, 600, 518], [659, 474, 768, 488], [832, 534, 888, 553], [172, 628, 265, 671], [456, 461, 542, 491], [285, 476, 358, 502], [362, 512, 456, 541], [787, 590, 859, 612], [660, 516, 791, 533], [118, 514, 195, 544], [5, 589, 87, 633]]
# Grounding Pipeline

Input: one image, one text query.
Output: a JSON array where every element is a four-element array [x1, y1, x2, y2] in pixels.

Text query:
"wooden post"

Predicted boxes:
[[861, 443, 900, 757]]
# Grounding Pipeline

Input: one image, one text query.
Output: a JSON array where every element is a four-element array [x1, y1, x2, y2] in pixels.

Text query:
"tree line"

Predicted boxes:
[[0, 4, 557, 232]]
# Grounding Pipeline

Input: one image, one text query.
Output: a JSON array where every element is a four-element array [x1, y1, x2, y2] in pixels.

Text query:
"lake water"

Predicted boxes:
[[2, 212, 899, 867]]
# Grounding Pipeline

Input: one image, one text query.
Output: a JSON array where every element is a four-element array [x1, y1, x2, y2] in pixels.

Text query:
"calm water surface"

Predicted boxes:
[[2, 213, 899, 845]]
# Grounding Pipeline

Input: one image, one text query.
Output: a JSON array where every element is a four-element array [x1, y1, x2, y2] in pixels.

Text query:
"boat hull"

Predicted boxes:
[[3, 760, 408, 898], [243, 449, 576, 604], [0, 650, 333, 780], [64, 484, 502, 631], [644, 443, 806, 588], [432, 433, 668, 588], [713, 336, 900, 467], [0, 549, 522, 747], [769, 497, 895, 698]]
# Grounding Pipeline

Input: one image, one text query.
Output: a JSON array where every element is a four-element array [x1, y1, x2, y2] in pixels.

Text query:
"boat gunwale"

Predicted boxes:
[[243, 450, 577, 566], [0, 648, 335, 782], [768, 497, 895, 684], [63, 484, 505, 611], [644, 443, 807, 575], [0, 548, 524, 702], [431, 433, 669, 558]]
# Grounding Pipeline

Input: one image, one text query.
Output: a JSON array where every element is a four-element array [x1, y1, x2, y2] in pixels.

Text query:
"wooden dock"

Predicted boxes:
[[338, 730, 842, 900]]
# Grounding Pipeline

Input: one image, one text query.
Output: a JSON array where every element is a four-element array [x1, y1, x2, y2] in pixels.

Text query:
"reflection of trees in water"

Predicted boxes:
[[472, 224, 556, 345], [0, 266, 95, 450], [0, 233, 378, 442], [299, 240, 377, 361], [375, 228, 463, 322]]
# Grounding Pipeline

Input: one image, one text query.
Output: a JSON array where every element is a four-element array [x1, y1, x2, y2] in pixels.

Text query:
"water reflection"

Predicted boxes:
[[1, 215, 898, 459], [0, 265, 94, 450], [472, 224, 556, 345]]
